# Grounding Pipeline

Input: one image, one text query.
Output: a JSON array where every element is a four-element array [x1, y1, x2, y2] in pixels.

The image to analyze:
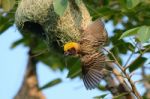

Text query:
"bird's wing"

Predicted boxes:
[[81, 52, 105, 90], [83, 19, 108, 47], [80, 19, 108, 89]]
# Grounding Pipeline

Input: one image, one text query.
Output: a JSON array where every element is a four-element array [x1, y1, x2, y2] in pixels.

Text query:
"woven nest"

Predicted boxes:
[[15, 0, 91, 48]]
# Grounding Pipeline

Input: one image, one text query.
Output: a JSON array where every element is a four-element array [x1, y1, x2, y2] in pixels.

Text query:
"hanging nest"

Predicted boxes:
[[15, 0, 91, 49]]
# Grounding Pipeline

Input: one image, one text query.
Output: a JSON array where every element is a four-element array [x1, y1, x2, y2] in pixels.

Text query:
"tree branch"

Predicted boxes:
[[104, 48, 142, 99], [14, 49, 45, 99]]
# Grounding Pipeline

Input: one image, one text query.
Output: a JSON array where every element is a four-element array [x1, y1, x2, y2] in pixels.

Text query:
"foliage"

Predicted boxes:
[[0, 0, 15, 12], [93, 94, 108, 99], [39, 78, 62, 90], [1, 0, 150, 98], [120, 26, 150, 43], [53, 0, 68, 16], [128, 56, 147, 72]]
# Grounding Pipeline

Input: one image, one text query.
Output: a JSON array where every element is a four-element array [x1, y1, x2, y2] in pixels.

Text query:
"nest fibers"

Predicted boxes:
[[15, 0, 91, 47]]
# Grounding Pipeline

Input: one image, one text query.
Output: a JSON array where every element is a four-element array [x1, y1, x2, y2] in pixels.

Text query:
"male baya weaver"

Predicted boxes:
[[64, 19, 108, 90]]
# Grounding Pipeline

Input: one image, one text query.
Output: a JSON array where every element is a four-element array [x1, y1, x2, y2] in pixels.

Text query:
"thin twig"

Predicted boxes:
[[125, 72, 142, 99], [104, 48, 142, 99], [124, 43, 138, 67], [141, 46, 150, 55], [112, 70, 127, 78], [105, 60, 115, 62], [103, 48, 124, 71], [124, 51, 134, 67], [124, 44, 150, 71], [134, 78, 150, 84], [113, 91, 132, 99], [124, 54, 141, 71]]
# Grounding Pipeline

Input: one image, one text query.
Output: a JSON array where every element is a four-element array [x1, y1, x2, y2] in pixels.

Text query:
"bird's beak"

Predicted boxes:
[[64, 51, 70, 56], [64, 48, 78, 56]]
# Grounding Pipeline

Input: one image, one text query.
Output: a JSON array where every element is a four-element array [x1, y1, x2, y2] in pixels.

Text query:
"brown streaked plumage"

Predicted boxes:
[[81, 52, 105, 89], [63, 19, 108, 90], [80, 19, 108, 90]]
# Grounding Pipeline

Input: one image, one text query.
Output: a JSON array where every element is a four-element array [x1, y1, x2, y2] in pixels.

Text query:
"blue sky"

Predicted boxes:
[[0, 22, 148, 99]]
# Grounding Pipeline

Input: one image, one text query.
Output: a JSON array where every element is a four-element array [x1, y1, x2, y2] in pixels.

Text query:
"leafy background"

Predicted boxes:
[[0, 0, 150, 98]]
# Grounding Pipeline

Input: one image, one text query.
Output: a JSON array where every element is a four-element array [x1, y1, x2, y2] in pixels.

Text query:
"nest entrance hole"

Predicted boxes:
[[23, 21, 45, 37]]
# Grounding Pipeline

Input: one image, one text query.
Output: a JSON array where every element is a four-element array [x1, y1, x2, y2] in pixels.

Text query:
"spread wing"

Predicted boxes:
[[82, 19, 108, 47], [80, 19, 108, 89], [80, 19, 108, 55], [81, 52, 105, 90]]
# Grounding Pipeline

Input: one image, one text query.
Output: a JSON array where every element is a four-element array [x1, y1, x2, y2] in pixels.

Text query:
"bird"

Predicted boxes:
[[63, 19, 108, 90]]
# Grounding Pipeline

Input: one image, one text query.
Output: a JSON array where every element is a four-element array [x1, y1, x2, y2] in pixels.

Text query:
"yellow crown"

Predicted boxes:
[[64, 42, 80, 52]]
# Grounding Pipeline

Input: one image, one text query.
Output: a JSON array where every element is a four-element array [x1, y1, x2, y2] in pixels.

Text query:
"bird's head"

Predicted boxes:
[[64, 42, 80, 56]]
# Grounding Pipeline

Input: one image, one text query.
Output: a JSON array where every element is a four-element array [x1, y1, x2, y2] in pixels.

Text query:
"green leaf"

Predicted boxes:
[[0, 16, 13, 34], [129, 56, 147, 72], [75, 0, 81, 6], [103, 0, 109, 5], [67, 65, 81, 78], [1, 0, 15, 12], [38, 53, 65, 70], [39, 78, 62, 90], [0, 23, 12, 34], [53, 0, 68, 16], [97, 85, 107, 91], [11, 38, 25, 48], [94, 94, 108, 99], [126, 0, 141, 9], [67, 57, 81, 78], [119, 27, 140, 39], [113, 92, 129, 99], [137, 26, 150, 43], [114, 41, 135, 54]]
